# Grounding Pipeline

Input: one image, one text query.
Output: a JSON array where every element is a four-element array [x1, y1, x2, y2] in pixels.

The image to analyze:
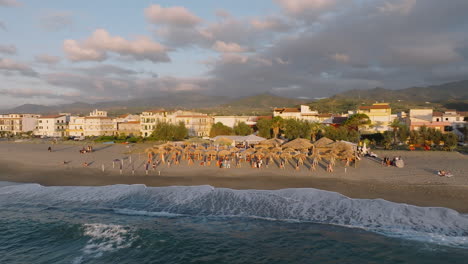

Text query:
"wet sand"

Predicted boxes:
[[1, 142, 467, 212]]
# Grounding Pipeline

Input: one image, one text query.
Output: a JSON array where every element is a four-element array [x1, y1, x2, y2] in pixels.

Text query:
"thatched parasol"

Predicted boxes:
[[196, 145, 206, 150], [294, 153, 307, 160], [282, 147, 296, 153], [282, 138, 314, 150], [229, 147, 240, 153], [194, 149, 205, 155], [280, 152, 292, 159], [313, 137, 334, 148], [218, 150, 231, 156], [206, 150, 218, 156], [270, 147, 282, 152], [214, 137, 234, 146], [243, 148, 256, 153], [258, 138, 284, 147]]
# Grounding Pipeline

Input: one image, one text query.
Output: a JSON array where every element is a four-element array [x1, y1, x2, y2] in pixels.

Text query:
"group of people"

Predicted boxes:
[[79, 146, 93, 154], [382, 156, 403, 167]]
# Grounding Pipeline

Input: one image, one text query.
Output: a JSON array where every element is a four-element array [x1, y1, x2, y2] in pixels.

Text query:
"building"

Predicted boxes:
[[35, 114, 70, 137], [405, 109, 451, 132], [68, 116, 86, 137], [356, 103, 396, 132], [273, 105, 320, 122], [115, 114, 140, 123], [116, 121, 141, 137], [173, 111, 213, 137], [432, 110, 466, 129], [140, 110, 214, 137], [0, 114, 39, 135], [140, 110, 169, 137], [213, 116, 258, 128], [68, 110, 116, 137]]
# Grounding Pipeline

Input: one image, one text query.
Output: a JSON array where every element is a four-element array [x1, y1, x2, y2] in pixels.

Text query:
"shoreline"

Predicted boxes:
[[1, 142, 467, 213]]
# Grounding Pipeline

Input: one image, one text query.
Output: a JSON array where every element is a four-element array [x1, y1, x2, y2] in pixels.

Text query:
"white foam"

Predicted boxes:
[[72, 223, 136, 263], [1, 183, 467, 248]]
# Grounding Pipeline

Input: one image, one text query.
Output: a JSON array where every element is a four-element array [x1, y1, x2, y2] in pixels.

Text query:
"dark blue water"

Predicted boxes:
[[1, 182, 467, 264]]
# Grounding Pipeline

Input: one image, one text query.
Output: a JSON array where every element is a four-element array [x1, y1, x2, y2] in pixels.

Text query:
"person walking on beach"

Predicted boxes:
[[48, 146, 52, 152]]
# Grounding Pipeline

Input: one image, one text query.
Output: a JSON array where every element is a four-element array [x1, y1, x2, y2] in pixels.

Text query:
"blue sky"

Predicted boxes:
[[1, 0, 468, 108]]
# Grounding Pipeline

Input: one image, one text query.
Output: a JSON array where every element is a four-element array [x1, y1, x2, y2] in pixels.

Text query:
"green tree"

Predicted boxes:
[[397, 124, 410, 144], [233, 121, 253, 136], [442, 132, 458, 151], [151, 121, 188, 141], [344, 113, 371, 142], [256, 118, 272, 138], [283, 119, 310, 140], [271, 116, 284, 138], [389, 119, 402, 146], [209, 122, 234, 137], [308, 121, 323, 142]]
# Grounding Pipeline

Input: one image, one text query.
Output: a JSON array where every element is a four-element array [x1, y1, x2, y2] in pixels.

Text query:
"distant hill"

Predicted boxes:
[[1, 92, 303, 116], [221, 93, 306, 108], [334, 80, 468, 102], [309, 80, 468, 113]]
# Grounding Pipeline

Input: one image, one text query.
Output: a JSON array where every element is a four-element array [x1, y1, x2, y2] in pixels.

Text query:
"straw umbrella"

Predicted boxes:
[[282, 138, 314, 150], [218, 149, 231, 157]]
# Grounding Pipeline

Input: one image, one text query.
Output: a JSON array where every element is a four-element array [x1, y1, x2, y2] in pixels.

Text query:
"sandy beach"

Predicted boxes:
[[0, 141, 467, 212]]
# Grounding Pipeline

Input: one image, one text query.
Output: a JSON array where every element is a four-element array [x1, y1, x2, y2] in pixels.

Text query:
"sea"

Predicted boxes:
[[1, 181, 467, 264]]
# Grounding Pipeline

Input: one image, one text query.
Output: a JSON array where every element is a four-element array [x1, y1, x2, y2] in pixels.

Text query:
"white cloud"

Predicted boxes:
[[0, 58, 37, 77], [378, 0, 417, 15], [144, 4, 202, 27], [0, 44, 16, 55], [212, 41, 247, 53], [63, 29, 170, 63], [35, 54, 61, 65], [0, 0, 21, 7], [275, 0, 337, 15]]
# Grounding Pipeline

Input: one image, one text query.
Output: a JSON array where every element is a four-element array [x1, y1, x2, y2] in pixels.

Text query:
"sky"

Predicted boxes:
[[1, 0, 468, 108]]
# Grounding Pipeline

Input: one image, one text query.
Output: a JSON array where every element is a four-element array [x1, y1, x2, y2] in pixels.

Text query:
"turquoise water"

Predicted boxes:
[[1, 182, 467, 263]]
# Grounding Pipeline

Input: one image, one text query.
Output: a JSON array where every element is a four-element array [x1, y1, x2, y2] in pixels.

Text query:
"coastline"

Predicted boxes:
[[1, 142, 467, 213]]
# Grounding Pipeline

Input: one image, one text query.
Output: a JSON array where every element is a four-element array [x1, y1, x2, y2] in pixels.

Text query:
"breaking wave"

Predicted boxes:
[[1, 182, 467, 248]]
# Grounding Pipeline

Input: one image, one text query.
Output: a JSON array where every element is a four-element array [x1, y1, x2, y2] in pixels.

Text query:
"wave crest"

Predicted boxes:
[[1, 183, 467, 248]]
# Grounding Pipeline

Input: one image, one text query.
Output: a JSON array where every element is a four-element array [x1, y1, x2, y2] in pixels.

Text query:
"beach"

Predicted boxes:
[[0, 141, 467, 212]]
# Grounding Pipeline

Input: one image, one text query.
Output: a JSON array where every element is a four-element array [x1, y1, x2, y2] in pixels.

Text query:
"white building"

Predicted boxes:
[[273, 105, 320, 122], [0, 114, 39, 135], [140, 109, 213, 137], [35, 115, 70, 137], [432, 110, 466, 129], [213, 116, 257, 128], [68, 116, 86, 137]]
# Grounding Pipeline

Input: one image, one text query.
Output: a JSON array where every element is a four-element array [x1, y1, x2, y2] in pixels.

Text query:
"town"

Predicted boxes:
[[0, 103, 466, 148]]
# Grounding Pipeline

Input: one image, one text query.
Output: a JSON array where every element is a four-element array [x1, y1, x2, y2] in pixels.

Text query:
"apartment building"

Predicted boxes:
[[356, 103, 396, 132], [273, 105, 320, 122], [35, 114, 70, 137], [0, 114, 39, 135]]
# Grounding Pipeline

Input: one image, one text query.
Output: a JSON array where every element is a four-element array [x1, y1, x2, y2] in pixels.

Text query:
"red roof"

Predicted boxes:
[[358, 105, 390, 110], [40, 115, 65, 119], [433, 112, 443, 117], [274, 108, 300, 113]]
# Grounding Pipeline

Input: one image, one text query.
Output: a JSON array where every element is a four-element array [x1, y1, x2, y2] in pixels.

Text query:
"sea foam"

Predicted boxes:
[[1, 182, 467, 248]]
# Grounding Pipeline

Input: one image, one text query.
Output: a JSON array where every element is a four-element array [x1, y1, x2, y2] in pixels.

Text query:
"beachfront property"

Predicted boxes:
[[173, 111, 213, 137], [140, 110, 214, 137], [68, 116, 85, 137], [432, 110, 467, 129], [0, 114, 39, 135], [115, 114, 141, 137], [405, 109, 451, 132], [140, 110, 170, 137], [213, 116, 258, 128], [356, 103, 396, 132], [68, 110, 115, 137], [34, 114, 70, 138], [116, 121, 141, 137], [273, 105, 320, 122]]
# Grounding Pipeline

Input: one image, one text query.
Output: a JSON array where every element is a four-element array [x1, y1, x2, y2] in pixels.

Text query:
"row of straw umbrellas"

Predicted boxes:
[[143, 137, 356, 169]]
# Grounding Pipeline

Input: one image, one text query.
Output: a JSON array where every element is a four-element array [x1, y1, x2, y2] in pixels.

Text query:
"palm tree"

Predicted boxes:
[[271, 116, 284, 139], [308, 121, 323, 142], [344, 113, 371, 143], [389, 119, 402, 146]]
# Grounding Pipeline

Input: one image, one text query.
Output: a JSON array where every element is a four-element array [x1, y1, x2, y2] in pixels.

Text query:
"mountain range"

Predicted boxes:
[[2, 80, 467, 115]]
